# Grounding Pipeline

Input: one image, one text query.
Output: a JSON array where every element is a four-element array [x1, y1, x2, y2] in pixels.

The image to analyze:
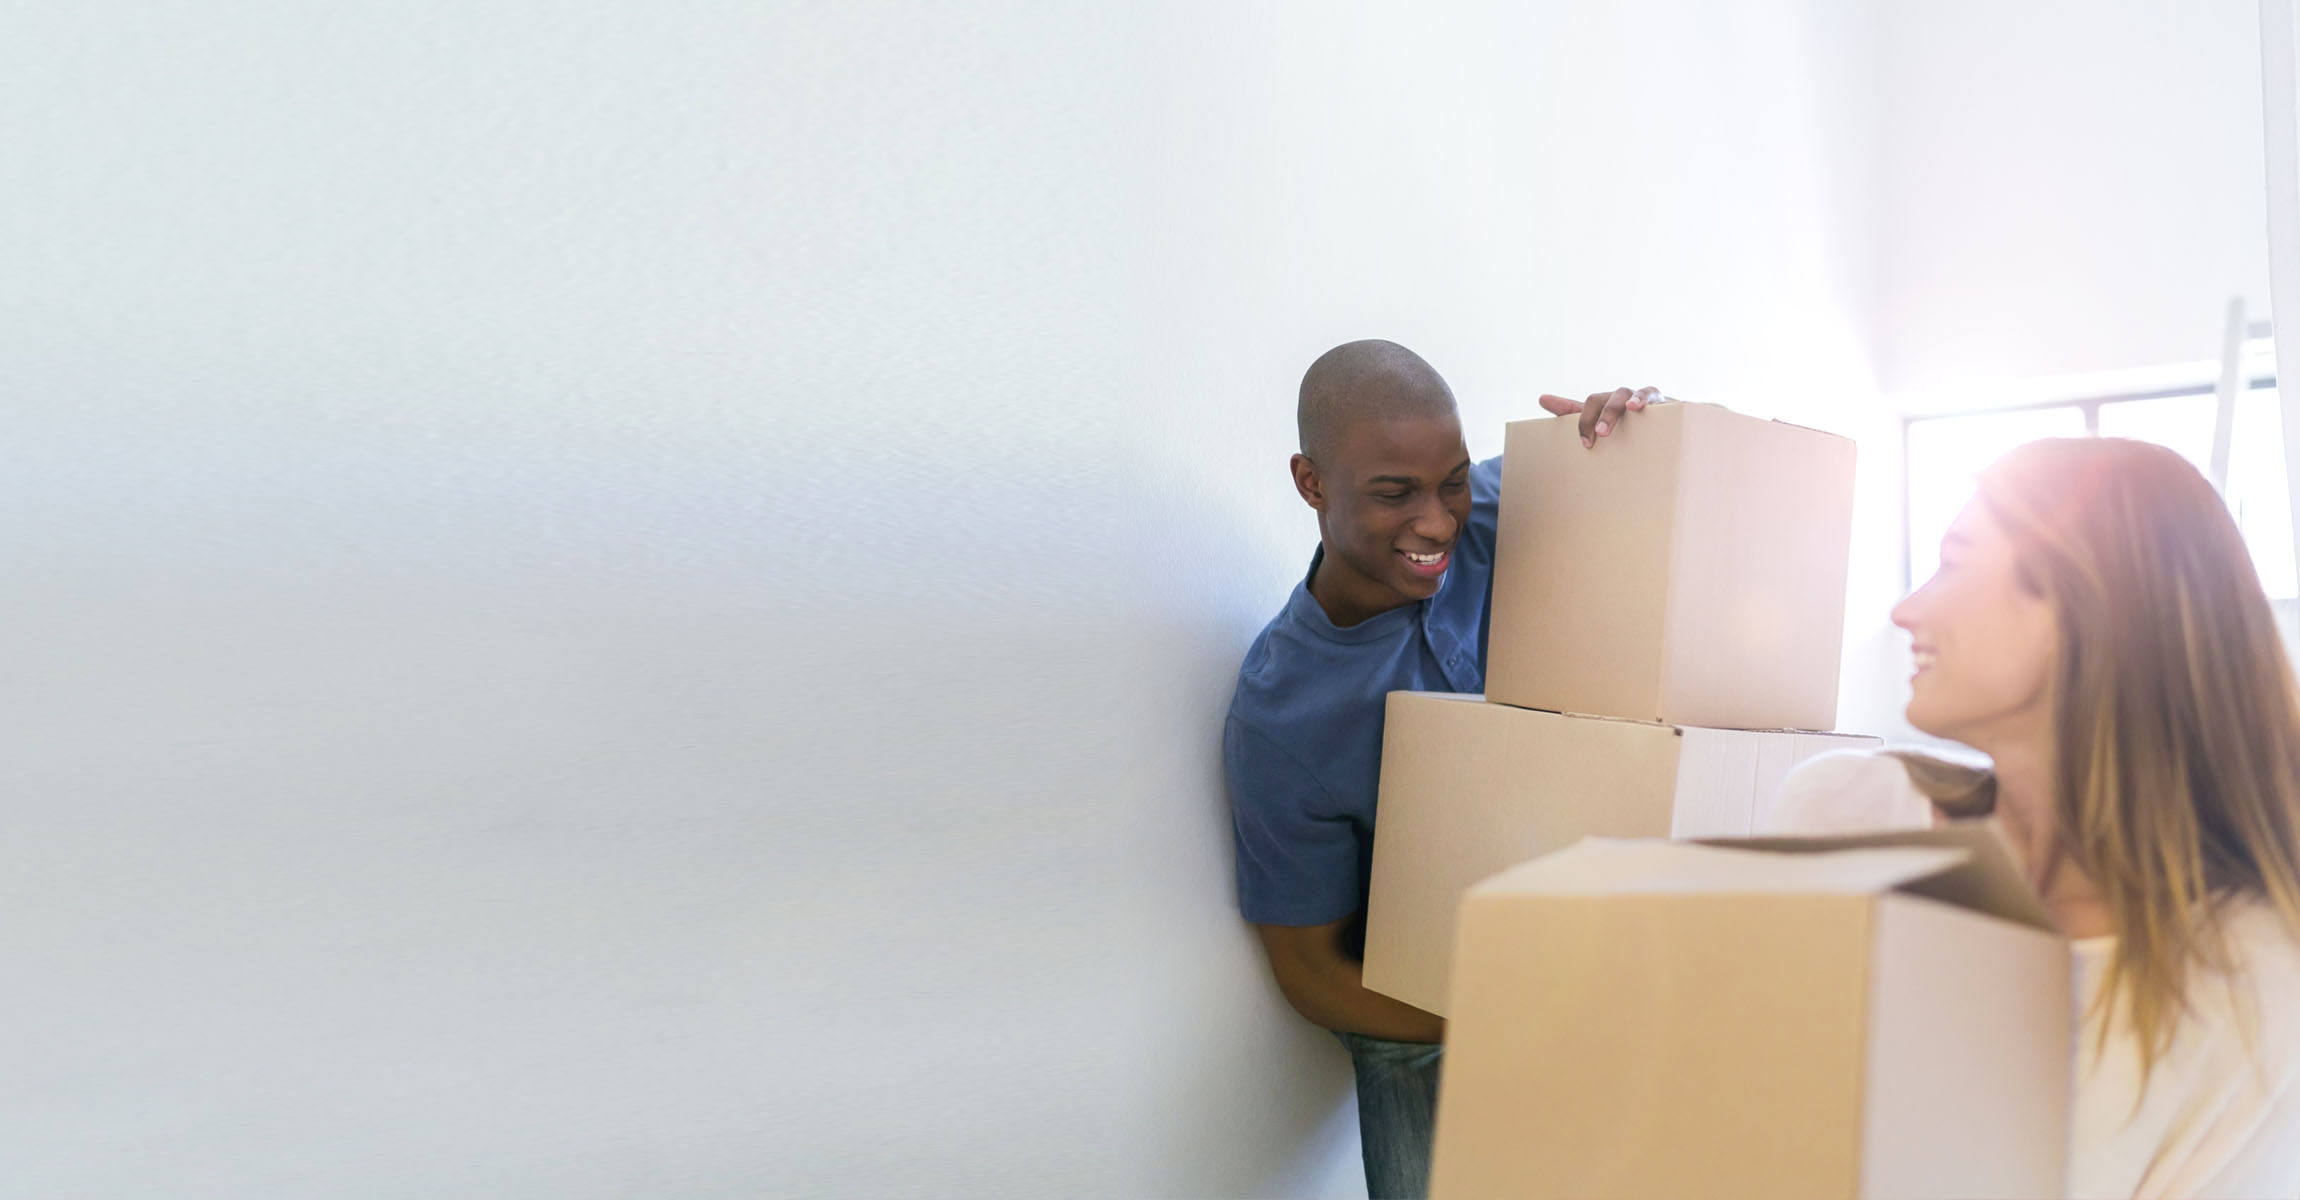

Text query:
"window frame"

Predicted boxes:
[[1899, 371, 2280, 595]]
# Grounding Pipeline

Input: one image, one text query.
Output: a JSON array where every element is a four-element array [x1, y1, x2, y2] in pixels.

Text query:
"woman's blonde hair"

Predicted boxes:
[[1896, 437, 2300, 1078]]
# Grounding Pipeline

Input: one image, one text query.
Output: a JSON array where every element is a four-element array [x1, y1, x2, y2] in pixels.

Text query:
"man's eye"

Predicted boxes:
[[1375, 492, 1409, 502], [1442, 480, 1468, 492]]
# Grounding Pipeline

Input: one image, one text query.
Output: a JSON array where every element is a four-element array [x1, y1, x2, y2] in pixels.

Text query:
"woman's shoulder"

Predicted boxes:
[[2133, 899, 2300, 1198], [2216, 898, 2300, 1000], [2174, 899, 2300, 1098], [1764, 748, 1937, 835]]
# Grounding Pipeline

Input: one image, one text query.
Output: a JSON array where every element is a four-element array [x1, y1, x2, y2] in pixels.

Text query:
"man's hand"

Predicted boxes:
[[1538, 386, 1668, 448]]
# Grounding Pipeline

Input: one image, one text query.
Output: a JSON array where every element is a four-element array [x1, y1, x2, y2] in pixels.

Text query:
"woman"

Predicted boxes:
[[1773, 437, 2300, 1199]]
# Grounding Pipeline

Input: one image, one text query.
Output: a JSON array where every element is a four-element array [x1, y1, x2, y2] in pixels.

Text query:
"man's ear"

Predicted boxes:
[[1289, 453, 1326, 511]]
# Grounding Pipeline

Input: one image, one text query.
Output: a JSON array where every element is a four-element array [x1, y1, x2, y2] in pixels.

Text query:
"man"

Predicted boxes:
[[1224, 339, 1658, 1199]]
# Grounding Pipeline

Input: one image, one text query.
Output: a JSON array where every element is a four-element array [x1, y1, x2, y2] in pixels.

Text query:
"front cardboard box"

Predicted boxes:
[[1486, 402, 1857, 731], [1431, 829, 2071, 1200], [1360, 691, 1877, 1016]]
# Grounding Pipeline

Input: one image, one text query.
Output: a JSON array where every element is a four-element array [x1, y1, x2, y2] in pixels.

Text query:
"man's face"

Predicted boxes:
[[1295, 413, 1473, 621]]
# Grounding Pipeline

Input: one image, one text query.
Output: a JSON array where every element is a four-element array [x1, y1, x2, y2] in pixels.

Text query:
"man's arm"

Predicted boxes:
[[1253, 918, 1445, 1043]]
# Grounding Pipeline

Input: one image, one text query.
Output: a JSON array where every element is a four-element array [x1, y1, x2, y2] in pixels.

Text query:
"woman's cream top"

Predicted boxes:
[[1771, 750, 2300, 1200]]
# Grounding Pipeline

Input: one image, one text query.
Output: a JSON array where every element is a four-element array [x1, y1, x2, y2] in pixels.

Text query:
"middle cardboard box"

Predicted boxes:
[[1362, 690, 1877, 1015]]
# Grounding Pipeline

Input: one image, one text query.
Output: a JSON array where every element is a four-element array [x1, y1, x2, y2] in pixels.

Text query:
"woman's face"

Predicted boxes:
[[1891, 497, 2059, 748]]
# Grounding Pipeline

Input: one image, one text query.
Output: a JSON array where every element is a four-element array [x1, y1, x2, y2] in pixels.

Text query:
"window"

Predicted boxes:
[[1905, 406, 2087, 588], [1902, 366, 2291, 599]]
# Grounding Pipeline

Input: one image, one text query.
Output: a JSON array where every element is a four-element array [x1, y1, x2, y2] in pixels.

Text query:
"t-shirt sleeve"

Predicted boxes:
[[1225, 716, 1364, 926], [1465, 454, 1505, 553], [2166, 1034, 2300, 1200], [1766, 749, 1936, 835], [2135, 904, 2300, 1199]]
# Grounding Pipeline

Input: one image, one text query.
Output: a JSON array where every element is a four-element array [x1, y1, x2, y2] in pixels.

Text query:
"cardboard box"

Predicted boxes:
[[1486, 402, 1857, 730], [1360, 691, 1877, 1016], [1431, 827, 2070, 1200]]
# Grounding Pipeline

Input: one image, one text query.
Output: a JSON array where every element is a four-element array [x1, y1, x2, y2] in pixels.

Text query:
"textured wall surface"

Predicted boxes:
[[12, 1, 2255, 1195]]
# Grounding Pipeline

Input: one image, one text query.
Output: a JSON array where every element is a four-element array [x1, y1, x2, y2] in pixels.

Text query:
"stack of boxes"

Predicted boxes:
[[1357, 403, 2072, 1198], [1362, 402, 1876, 1016]]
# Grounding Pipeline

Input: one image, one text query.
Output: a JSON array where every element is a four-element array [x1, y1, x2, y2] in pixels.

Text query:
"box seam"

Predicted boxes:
[[1653, 408, 1691, 721], [1851, 900, 1878, 1198], [1744, 735, 1763, 836]]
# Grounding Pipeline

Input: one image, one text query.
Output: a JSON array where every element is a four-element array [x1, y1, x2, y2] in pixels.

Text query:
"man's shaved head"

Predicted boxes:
[[1297, 339, 1458, 464], [1286, 340, 1470, 625]]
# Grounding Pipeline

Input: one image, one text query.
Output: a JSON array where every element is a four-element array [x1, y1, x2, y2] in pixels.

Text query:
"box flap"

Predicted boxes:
[[1768, 414, 1856, 440], [1703, 821, 2057, 933], [1435, 692, 1686, 733], [1657, 400, 1852, 442], [1473, 837, 1971, 898], [1411, 692, 1676, 731]]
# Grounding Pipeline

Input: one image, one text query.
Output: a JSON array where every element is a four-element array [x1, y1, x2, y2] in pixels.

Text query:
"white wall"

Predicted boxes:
[[1829, 0, 2279, 746], [4, 2, 1905, 1196], [1127, 4, 1895, 1192], [1874, 0, 2273, 394]]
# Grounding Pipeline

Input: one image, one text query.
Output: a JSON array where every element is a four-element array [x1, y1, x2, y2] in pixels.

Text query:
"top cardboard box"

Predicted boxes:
[[1487, 402, 1856, 731]]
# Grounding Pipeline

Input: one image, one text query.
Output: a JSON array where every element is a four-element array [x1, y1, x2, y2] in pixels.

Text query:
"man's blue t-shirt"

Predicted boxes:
[[1223, 455, 1504, 928]]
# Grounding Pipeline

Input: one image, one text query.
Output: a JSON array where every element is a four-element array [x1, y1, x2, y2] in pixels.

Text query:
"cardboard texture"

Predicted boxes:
[[1360, 691, 1877, 1016], [1486, 402, 1858, 730], [1430, 827, 2071, 1200]]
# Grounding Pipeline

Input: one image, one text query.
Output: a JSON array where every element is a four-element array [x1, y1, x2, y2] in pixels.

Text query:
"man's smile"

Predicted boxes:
[[1401, 548, 1451, 578]]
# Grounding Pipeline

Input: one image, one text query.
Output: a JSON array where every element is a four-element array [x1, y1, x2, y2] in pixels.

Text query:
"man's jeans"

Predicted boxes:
[[1335, 1031, 1443, 1199]]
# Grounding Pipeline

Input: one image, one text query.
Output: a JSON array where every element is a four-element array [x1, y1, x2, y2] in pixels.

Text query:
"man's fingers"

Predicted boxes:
[[1580, 388, 1630, 444], [1560, 385, 1669, 447], [1599, 388, 1632, 437]]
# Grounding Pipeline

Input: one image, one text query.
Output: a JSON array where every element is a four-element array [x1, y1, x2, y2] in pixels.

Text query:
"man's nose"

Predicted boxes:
[[1411, 497, 1458, 544]]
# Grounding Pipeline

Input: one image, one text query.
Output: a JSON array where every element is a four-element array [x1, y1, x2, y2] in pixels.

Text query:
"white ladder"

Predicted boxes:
[[2206, 298, 2274, 496], [2258, 0, 2300, 590]]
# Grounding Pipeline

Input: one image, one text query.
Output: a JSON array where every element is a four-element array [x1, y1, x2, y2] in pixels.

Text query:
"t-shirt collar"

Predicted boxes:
[[1286, 545, 1426, 644]]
